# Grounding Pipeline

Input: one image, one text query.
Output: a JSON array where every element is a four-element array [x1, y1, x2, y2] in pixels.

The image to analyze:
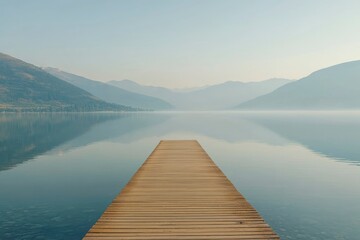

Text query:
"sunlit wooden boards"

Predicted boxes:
[[83, 140, 279, 240]]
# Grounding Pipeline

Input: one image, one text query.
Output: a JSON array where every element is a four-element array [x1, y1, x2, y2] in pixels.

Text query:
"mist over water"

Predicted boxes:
[[0, 112, 359, 240]]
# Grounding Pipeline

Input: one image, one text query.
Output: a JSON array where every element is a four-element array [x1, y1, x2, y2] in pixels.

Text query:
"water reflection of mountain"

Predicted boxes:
[[2, 112, 358, 172], [109, 112, 360, 166], [246, 113, 360, 165], [0, 113, 120, 171], [0, 113, 170, 172], [89, 113, 289, 145], [161, 113, 289, 145], [58, 113, 169, 149]]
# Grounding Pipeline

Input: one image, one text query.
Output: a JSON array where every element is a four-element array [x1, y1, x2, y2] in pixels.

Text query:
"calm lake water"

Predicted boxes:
[[0, 112, 359, 240]]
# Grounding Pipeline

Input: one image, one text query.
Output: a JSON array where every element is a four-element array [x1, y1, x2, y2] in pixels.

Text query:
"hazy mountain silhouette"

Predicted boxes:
[[110, 78, 291, 110], [238, 60, 360, 110], [44, 68, 172, 110], [181, 79, 292, 110], [0, 53, 130, 111], [108, 79, 178, 105]]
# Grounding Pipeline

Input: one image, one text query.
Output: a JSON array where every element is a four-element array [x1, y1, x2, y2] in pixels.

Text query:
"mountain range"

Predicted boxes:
[[0, 53, 132, 111], [238, 60, 360, 110], [109, 78, 292, 110], [2, 51, 360, 111], [44, 68, 172, 110]]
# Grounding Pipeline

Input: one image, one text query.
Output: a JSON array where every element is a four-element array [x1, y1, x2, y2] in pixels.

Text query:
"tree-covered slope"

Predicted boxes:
[[0, 53, 132, 111]]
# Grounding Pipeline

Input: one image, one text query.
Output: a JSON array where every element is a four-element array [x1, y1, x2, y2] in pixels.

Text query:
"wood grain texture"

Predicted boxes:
[[83, 140, 279, 240]]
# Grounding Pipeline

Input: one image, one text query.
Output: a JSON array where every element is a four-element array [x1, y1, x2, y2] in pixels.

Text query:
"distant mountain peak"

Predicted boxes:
[[45, 69, 173, 110], [237, 60, 360, 110], [109, 77, 292, 110], [119, 79, 137, 83], [222, 80, 245, 85]]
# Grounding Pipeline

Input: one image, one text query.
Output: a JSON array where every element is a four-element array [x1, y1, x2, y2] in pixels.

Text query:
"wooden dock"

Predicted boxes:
[[83, 140, 279, 240]]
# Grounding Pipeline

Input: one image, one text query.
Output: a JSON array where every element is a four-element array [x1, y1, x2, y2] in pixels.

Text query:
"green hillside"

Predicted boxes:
[[0, 53, 133, 111]]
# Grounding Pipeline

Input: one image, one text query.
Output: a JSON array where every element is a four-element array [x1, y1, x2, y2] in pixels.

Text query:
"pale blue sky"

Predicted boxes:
[[1, 0, 360, 88]]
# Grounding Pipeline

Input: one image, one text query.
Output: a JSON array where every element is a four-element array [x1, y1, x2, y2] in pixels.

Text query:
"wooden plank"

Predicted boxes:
[[83, 140, 279, 240]]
